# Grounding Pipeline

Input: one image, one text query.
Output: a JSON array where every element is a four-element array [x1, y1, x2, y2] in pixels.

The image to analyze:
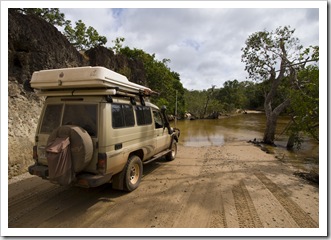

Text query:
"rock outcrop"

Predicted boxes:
[[8, 9, 84, 85], [85, 46, 147, 86]]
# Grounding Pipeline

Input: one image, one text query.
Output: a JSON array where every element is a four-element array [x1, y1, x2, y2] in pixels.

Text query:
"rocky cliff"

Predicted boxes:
[[8, 9, 147, 178]]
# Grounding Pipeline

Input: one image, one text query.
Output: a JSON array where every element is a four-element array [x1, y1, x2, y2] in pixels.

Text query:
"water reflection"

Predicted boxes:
[[174, 113, 319, 171], [175, 114, 267, 146]]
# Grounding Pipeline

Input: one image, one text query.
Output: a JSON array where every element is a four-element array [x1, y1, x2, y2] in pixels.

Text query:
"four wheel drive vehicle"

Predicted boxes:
[[28, 66, 180, 191]]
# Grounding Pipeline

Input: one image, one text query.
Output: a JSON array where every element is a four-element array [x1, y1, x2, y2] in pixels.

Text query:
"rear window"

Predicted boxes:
[[62, 104, 98, 136], [135, 106, 152, 126], [40, 104, 63, 133], [39, 103, 98, 137]]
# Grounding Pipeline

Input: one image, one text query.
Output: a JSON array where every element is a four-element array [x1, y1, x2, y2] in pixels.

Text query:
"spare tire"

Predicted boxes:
[[47, 125, 93, 172]]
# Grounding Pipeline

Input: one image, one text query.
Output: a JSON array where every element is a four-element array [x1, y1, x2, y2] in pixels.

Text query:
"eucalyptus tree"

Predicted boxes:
[[241, 26, 319, 145]]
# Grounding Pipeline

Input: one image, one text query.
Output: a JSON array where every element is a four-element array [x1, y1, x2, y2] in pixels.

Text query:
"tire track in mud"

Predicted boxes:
[[232, 180, 263, 228], [9, 184, 111, 228], [38, 184, 116, 228], [8, 184, 67, 226], [171, 150, 227, 228], [254, 172, 318, 228], [9, 187, 83, 228]]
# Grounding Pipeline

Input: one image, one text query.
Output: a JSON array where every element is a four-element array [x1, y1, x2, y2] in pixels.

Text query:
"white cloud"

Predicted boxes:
[[60, 5, 320, 90]]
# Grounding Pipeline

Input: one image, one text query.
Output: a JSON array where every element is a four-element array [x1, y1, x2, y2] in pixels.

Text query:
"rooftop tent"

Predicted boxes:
[[30, 66, 156, 96]]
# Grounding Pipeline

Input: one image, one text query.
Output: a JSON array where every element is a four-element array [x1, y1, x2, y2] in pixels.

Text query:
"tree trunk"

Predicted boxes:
[[263, 112, 278, 145], [263, 98, 290, 145], [286, 134, 295, 150]]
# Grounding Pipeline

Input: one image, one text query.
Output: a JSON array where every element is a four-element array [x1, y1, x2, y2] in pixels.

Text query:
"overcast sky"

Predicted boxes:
[[58, 3, 321, 90]]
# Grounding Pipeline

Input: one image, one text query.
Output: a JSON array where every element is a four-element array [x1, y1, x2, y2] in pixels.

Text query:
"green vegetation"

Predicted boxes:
[[119, 46, 186, 116], [286, 65, 319, 149], [63, 20, 107, 51]]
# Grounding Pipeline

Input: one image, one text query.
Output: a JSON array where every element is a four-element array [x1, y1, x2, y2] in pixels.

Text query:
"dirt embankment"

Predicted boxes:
[[7, 141, 319, 234]]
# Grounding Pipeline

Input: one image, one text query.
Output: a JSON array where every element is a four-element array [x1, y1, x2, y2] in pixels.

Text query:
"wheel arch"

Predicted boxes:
[[129, 149, 144, 161]]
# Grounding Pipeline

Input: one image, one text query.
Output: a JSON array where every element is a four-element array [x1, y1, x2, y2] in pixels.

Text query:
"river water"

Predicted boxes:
[[174, 112, 319, 172]]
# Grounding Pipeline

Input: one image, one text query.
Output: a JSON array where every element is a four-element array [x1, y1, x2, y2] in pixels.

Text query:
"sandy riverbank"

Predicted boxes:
[[7, 141, 322, 233]]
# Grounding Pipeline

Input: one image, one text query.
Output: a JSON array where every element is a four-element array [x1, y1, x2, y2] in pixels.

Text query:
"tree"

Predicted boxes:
[[64, 20, 107, 51], [17, 8, 107, 51], [202, 85, 216, 117], [184, 89, 208, 118], [17, 8, 69, 26], [216, 80, 248, 112], [241, 26, 319, 145], [111, 37, 125, 53]]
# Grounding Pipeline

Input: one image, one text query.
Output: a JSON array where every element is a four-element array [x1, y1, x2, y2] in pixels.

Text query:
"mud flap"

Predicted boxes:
[[46, 137, 74, 185]]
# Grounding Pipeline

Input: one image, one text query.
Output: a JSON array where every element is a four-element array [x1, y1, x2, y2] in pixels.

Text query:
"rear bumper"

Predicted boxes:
[[28, 164, 49, 178], [28, 164, 112, 188], [75, 173, 112, 188]]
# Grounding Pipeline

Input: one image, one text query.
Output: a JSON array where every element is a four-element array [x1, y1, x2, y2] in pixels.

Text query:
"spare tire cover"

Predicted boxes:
[[47, 125, 93, 172]]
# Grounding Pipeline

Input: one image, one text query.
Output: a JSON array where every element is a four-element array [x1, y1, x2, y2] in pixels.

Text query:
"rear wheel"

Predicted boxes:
[[123, 155, 143, 192]]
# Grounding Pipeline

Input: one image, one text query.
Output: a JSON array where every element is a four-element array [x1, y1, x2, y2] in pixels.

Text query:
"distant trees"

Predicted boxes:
[[241, 26, 319, 145], [184, 80, 265, 119]]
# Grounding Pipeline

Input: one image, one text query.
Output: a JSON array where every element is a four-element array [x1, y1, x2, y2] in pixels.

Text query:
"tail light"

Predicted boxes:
[[33, 146, 38, 160], [97, 153, 107, 174]]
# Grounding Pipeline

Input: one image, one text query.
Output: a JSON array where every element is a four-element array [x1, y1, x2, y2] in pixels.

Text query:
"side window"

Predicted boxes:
[[112, 104, 135, 128], [122, 104, 135, 126], [135, 106, 152, 126], [40, 104, 63, 133], [153, 110, 164, 129]]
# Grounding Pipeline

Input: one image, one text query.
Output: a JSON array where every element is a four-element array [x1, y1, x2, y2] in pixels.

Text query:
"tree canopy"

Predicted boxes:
[[63, 20, 107, 51]]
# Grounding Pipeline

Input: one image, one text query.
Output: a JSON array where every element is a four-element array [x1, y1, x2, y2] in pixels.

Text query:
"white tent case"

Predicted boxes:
[[30, 66, 152, 95]]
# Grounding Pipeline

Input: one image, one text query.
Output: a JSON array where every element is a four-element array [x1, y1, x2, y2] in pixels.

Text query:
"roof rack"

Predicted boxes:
[[35, 87, 159, 97]]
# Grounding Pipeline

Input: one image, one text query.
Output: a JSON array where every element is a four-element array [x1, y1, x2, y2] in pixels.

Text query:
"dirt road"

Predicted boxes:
[[8, 141, 319, 233]]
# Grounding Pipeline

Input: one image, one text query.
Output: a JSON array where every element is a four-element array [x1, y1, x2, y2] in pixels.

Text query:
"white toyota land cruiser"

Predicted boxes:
[[28, 66, 180, 191]]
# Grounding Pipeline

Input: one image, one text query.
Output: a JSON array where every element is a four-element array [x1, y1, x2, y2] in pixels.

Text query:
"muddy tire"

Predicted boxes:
[[123, 155, 143, 192], [166, 140, 177, 161], [47, 125, 93, 172]]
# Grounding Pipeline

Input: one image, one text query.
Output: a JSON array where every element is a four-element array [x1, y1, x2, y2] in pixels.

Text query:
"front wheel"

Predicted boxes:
[[166, 140, 177, 161], [123, 155, 143, 192]]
